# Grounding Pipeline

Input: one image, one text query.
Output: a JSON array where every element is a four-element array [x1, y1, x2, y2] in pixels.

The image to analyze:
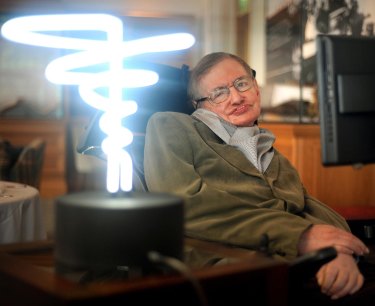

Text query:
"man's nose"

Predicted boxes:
[[229, 85, 242, 104]]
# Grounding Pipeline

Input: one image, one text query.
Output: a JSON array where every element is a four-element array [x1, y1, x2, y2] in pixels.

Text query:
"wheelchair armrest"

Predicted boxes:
[[289, 246, 337, 281]]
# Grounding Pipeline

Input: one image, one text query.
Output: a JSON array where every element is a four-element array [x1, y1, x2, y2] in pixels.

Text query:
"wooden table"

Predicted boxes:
[[0, 239, 289, 306]]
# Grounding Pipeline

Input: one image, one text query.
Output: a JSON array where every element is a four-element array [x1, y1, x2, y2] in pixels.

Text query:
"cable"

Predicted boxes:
[[148, 251, 210, 306]]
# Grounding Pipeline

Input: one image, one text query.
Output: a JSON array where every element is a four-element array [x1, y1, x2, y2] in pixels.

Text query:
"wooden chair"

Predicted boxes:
[[9, 138, 46, 189]]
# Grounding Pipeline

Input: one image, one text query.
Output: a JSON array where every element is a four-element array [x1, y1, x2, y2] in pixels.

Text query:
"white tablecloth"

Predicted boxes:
[[0, 181, 46, 244]]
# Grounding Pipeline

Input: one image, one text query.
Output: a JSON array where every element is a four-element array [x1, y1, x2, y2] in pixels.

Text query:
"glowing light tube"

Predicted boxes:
[[1, 14, 195, 193]]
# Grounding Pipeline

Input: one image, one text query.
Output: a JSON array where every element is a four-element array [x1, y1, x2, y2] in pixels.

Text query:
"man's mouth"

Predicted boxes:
[[231, 104, 250, 115]]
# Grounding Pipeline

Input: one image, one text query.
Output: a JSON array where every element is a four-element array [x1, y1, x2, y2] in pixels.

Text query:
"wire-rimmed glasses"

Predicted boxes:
[[195, 70, 256, 105]]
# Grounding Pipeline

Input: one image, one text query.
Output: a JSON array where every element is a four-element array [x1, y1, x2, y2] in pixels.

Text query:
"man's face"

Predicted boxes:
[[198, 58, 261, 127]]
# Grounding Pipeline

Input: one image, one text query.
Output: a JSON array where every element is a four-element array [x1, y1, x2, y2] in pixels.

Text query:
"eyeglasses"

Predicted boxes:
[[195, 69, 256, 105]]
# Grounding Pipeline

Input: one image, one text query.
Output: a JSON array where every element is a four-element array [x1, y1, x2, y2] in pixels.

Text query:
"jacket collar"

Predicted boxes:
[[192, 118, 279, 178]]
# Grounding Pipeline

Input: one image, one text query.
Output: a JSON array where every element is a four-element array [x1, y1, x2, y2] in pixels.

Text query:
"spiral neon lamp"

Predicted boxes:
[[1, 14, 195, 278]]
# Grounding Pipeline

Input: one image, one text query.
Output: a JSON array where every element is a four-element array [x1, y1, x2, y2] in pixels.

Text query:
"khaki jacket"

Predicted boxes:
[[144, 111, 349, 261]]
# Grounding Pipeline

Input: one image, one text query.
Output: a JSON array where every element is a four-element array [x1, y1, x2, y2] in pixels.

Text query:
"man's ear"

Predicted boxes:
[[254, 80, 260, 96]]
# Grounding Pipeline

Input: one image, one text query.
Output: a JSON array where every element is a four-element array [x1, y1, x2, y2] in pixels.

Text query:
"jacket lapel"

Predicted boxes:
[[194, 120, 266, 178]]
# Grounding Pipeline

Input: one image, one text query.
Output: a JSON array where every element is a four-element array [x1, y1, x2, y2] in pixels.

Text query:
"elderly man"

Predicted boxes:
[[144, 52, 372, 304]]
